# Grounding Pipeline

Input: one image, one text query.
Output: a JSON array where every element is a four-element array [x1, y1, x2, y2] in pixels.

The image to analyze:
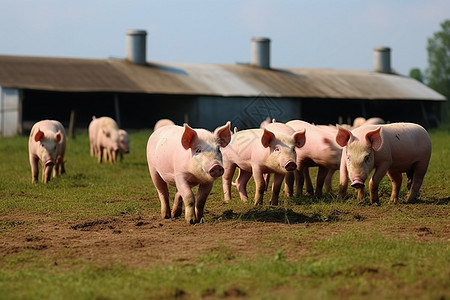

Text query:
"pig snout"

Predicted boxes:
[[283, 161, 297, 172], [45, 159, 54, 166], [208, 163, 224, 178], [351, 177, 365, 189]]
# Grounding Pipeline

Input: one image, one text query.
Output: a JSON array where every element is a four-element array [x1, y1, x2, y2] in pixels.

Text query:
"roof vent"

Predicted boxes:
[[126, 29, 147, 65], [251, 37, 271, 69], [373, 46, 391, 73]]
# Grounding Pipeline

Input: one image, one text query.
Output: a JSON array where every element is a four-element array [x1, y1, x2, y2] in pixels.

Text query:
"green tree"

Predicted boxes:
[[409, 68, 424, 83], [426, 20, 450, 123]]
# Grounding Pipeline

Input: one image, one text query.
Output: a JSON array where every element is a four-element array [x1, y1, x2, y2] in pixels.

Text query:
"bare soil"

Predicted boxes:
[[2, 202, 449, 269]]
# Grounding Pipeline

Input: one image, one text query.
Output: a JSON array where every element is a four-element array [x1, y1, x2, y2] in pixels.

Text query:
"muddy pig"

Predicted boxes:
[[221, 127, 305, 206], [147, 122, 231, 224], [336, 123, 431, 204], [28, 120, 66, 183]]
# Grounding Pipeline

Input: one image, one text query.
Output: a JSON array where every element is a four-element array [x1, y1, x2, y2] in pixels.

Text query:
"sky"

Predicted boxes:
[[1, 0, 449, 76]]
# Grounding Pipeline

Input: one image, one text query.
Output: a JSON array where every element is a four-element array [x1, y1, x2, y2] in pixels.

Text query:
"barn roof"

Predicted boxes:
[[0, 55, 445, 101]]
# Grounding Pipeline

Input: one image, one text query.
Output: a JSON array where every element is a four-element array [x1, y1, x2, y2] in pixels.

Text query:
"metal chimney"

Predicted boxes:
[[251, 37, 271, 69], [373, 46, 391, 73], [126, 29, 147, 65]]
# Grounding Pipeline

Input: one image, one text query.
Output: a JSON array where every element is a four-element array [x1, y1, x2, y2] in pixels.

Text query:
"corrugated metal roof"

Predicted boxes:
[[0, 55, 445, 101]]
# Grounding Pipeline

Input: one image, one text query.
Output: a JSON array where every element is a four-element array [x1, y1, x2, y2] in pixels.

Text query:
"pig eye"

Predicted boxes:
[[274, 146, 280, 152], [195, 148, 202, 155], [364, 155, 370, 163]]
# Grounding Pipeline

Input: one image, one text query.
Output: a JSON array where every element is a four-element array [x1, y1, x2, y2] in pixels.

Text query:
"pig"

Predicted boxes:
[[336, 123, 431, 204], [154, 119, 175, 131], [88, 116, 98, 157], [285, 120, 342, 197], [147, 122, 231, 224], [28, 120, 66, 183], [94, 117, 120, 164], [118, 129, 130, 161], [221, 126, 305, 206]]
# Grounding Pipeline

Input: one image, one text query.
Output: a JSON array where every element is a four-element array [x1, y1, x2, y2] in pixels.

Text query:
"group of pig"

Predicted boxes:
[[27, 116, 432, 225], [147, 117, 432, 224], [28, 117, 129, 183]]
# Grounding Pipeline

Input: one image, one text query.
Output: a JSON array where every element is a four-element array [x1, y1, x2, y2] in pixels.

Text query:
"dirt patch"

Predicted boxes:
[[1, 204, 449, 270]]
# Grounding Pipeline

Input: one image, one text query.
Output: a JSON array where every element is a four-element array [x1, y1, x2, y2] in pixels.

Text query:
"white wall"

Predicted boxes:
[[0, 87, 20, 137]]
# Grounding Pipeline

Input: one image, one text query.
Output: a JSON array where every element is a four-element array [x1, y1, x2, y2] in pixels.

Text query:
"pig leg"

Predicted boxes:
[[175, 181, 196, 224], [263, 173, 271, 191], [324, 169, 335, 194], [149, 169, 171, 219], [314, 166, 328, 197], [222, 163, 237, 202], [195, 182, 214, 222], [43, 164, 53, 183], [406, 163, 428, 203], [338, 150, 348, 199], [29, 155, 39, 184], [236, 169, 252, 202], [387, 171, 403, 204], [253, 169, 266, 205], [270, 173, 285, 205], [294, 169, 304, 197], [172, 192, 183, 218], [369, 165, 389, 204], [97, 146, 104, 163], [303, 167, 314, 196], [284, 171, 294, 197]]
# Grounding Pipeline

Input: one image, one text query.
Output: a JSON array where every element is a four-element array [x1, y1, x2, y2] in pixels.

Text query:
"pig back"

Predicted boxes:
[[356, 123, 431, 170]]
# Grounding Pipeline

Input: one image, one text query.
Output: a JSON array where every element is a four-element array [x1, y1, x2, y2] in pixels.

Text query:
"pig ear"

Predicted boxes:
[[292, 129, 306, 148], [366, 127, 382, 151], [181, 124, 198, 150], [336, 126, 352, 147], [55, 131, 62, 143], [214, 121, 232, 147], [34, 129, 44, 142], [261, 129, 275, 148]]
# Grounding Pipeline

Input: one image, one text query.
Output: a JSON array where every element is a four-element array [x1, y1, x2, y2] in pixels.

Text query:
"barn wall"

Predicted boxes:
[[0, 87, 20, 137], [193, 96, 301, 131]]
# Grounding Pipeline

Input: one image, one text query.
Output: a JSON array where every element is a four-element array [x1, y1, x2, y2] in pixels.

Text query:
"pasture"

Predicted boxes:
[[0, 127, 449, 300]]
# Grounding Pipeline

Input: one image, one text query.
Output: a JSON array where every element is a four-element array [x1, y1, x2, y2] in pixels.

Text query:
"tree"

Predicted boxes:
[[409, 68, 424, 83], [426, 20, 450, 123]]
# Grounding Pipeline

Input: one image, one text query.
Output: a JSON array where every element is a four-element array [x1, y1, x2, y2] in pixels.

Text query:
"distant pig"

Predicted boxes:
[[221, 126, 305, 206], [28, 120, 66, 183], [147, 122, 231, 224], [118, 129, 130, 161], [94, 117, 120, 164], [336, 123, 431, 204]]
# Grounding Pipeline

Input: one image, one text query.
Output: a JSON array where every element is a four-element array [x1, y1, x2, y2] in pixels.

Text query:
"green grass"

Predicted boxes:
[[0, 128, 449, 300]]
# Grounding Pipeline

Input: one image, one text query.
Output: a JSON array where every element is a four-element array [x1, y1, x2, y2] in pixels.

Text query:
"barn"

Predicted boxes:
[[0, 30, 446, 137]]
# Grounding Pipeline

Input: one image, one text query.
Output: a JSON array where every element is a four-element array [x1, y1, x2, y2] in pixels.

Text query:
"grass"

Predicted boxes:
[[0, 127, 449, 299]]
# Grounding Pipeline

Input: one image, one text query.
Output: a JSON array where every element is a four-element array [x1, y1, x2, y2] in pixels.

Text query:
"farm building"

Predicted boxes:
[[0, 30, 446, 137]]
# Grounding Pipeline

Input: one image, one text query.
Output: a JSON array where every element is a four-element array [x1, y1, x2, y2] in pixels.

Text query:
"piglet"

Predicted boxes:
[[336, 123, 431, 204], [28, 120, 66, 183], [94, 117, 120, 164], [118, 129, 130, 161], [221, 126, 305, 206], [147, 122, 231, 224]]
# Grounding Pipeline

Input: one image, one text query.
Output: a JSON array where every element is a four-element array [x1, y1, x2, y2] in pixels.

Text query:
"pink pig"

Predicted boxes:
[[118, 129, 130, 161], [94, 117, 120, 164], [336, 123, 431, 204], [285, 120, 342, 197], [28, 120, 66, 183], [147, 122, 231, 224], [88, 116, 98, 157], [221, 126, 305, 206]]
